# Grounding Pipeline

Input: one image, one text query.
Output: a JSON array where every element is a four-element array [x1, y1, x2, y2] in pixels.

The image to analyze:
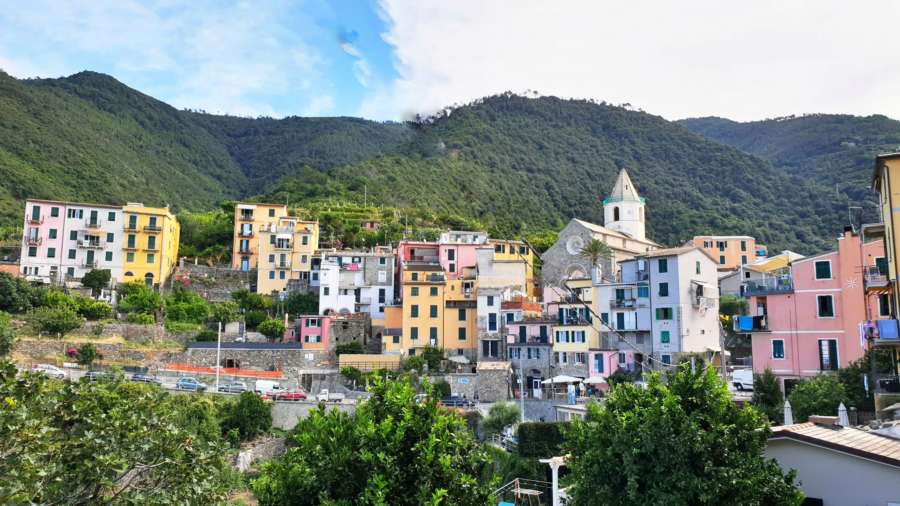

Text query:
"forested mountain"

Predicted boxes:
[[0, 70, 877, 253], [680, 114, 900, 221]]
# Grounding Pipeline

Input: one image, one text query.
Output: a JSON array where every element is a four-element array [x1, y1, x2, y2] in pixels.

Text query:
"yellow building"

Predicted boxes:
[[382, 305, 404, 353], [401, 263, 447, 356], [232, 203, 288, 271], [256, 217, 319, 295], [443, 275, 479, 359], [691, 235, 767, 270], [121, 203, 180, 287], [488, 238, 536, 296], [550, 278, 600, 376]]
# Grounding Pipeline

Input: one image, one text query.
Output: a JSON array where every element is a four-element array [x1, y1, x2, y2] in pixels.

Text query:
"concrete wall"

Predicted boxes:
[[271, 401, 355, 430], [766, 438, 900, 505]]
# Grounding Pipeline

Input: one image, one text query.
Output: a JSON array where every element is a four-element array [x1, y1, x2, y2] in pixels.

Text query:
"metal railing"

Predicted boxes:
[[238, 214, 254, 221], [26, 215, 43, 225], [611, 297, 639, 309], [24, 236, 42, 246], [865, 266, 888, 287], [143, 225, 161, 233], [84, 220, 102, 229], [78, 240, 103, 249], [83, 260, 97, 268], [272, 262, 290, 269], [744, 278, 793, 296]]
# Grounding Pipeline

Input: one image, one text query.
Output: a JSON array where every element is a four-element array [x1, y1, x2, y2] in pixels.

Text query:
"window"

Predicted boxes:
[[487, 295, 495, 306], [819, 339, 838, 371], [660, 330, 670, 343], [458, 328, 466, 340], [658, 282, 669, 297], [506, 312, 515, 324], [104, 251, 112, 262], [772, 339, 785, 359], [379, 257, 386, 265], [128, 215, 137, 229], [147, 253, 155, 264], [457, 308, 466, 321], [411, 287, 419, 296], [488, 313, 497, 331], [618, 352, 626, 364], [68, 249, 76, 260], [410, 327, 419, 340], [127, 235, 136, 249], [147, 236, 156, 250], [429, 305, 438, 318], [539, 325, 548, 341], [126, 252, 134, 262], [269, 235, 276, 245], [148, 216, 157, 228], [429, 327, 438, 344], [520, 246, 528, 255], [48, 229, 57, 239], [447, 249, 455, 261], [658, 259, 668, 273], [50, 207, 59, 217], [817, 295, 834, 318], [482, 340, 499, 358], [615, 288, 625, 300], [279, 270, 286, 279], [411, 305, 419, 318], [637, 286, 649, 298], [717, 241, 726, 251], [741, 255, 747, 265], [719, 255, 726, 265], [616, 312, 625, 330], [814, 261, 832, 280], [323, 287, 330, 296], [600, 312, 609, 324], [269, 271, 275, 279], [46, 248, 55, 258], [27, 247, 37, 257], [613, 206, 620, 221], [880, 294, 892, 317], [430, 287, 438, 296], [378, 288, 386, 303], [106, 232, 114, 243], [301, 255, 308, 263], [655, 307, 673, 320], [695, 261, 701, 274], [703, 240, 712, 248], [411, 272, 418, 281], [494, 244, 503, 253], [70, 230, 78, 241], [67, 267, 74, 277], [268, 208, 275, 217], [740, 240, 747, 252], [268, 254, 275, 262], [393, 335, 400, 344], [302, 236, 309, 245], [661, 354, 672, 365], [575, 353, 586, 365]]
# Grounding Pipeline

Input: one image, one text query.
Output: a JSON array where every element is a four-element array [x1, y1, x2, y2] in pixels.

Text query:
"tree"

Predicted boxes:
[[0, 362, 232, 504], [117, 281, 163, 319], [752, 368, 784, 424], [0, 314, 15, 357], [210, 301, 240, 324], [432, 379, 451, 398], [421, 345, 444, 371], [75, 343, 101, 368], [231, 289, 271, 311], [838, 348, 895, 412], [74, 296, 112, 320], [30, 306, 84, 337], [252, 377, 495, 505], [402, 355, 426, 374], [244, 310, 267, 330], [257, 319, 286, 342], [220, 391, 273, 443], [335, 341, 365, 356], [788, 374, 847, 423], [564, 365, 803, 505], [578, 238, 612, 272], [80, 269, 111, 294], [0, 273, 38, 313], [481, 402, 520, 437], [164, 287, 212, 323], [283, 291, 318, 316]]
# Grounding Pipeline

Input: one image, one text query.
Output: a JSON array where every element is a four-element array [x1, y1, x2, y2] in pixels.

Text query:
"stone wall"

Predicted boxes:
[[330, 317, 371, 349], [172, 261, 253, 302], [181, 347, 333, 371], [72, 322, 195, 345], [271, 401, 355, 430], [443, 370, 510, 402], [235, 437, 286, 472], [13, 338, 182, 367]]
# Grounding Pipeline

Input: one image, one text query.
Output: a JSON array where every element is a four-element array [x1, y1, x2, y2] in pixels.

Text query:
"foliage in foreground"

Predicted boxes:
[[752, 368, 785, 424], [252, 377, 495, 505], [787, 374, 847, 423], [220, 391, 273, 442], [564, 365, 804, 506], [481, 401, 521, 437], [0, 362, 233, 504]]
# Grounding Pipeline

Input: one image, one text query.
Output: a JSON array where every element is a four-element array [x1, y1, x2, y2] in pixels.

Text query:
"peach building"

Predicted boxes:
[[747, 228, 886, 385], [692, 235, 767, 271]]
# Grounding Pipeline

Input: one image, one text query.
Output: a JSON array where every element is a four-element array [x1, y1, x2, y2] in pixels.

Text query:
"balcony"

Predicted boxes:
[[82, 260, 97, 268], [78, 240, 103, 249], [124, 225, 138, 232], [611, 298, 638, 309], [26, 215, 43, 225], [273, 243, 293, 250], [143, 225, 161, 233], [238, 247, 251, 254], [744, 278, 793, 296], [239, 214, 254, 222], [145, 245, 159, 251], [24, 236, 42, 246], [124, 243, 138, 251], [409, 254, 439, 263], [733, 315, 769, 332], [239, 231, 254, 238], [84, 220, 102, 229], [875, 373, 900, 394], [272, 262, 290, 270], [356, 297, 372, 305], [864, 266, 888, 288]]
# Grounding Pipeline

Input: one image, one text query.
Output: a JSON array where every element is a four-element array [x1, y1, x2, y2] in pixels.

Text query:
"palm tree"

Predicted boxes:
[[579, 239, 612, 279]]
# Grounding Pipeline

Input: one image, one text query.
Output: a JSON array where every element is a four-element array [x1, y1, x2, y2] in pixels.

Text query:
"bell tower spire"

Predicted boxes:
[[603, 168, 646, 240]]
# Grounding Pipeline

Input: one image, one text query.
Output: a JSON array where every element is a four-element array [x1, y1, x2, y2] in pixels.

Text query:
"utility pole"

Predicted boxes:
[[519, 358, 526, 423], [215, 321, 222, 391]]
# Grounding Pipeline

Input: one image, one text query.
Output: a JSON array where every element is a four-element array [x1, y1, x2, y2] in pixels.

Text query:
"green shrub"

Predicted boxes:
[[231, 289, 271, 311], [607, 368, 638, 387], [165, 287, 211, 323], [125, 313, 155, 325], [74, 297, 112, 320], [30, 306, 84, 337], [210, 301, 240, 324], [118, 282, 163, 316], [164, 320, 201, 333], [75, 343, 101, 367], [482, 402, 521, 436], [421, 346, 443, 371], [432, 379, 451, 398], [335, 342, 365, 356], [81, 269, 111, 294], [257, 319, 286, 341], [0, 273, 39, 313], [788, 374, 847, 422], [220, 391, 272, 442], [244, 310, 267, 330], [752, 369, 784, 424], [402, 355, 425, 374], [517, 422, 564, 458], [195, 329, 218, 342], [341, 367, 363, 384]]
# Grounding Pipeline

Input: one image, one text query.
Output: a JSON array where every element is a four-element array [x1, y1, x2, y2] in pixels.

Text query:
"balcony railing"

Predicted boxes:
[[24, 236, 42, 246], [85, 220, 102, 229], [83, 260, 97, 268], [124, 225, 138, 232], [356, 297, 372, 305], [239, 231, 254, 238], [273, 243, 293, 250], [145, 245, 159, 251], [143, 225, 161, 233], [864, 266, 888, 288], [733, 315, 769, 332], [239, 214, 254, 221], [744, 278, 793, 296], [238, 247, 251, 254], [26, 215, 43, 225], [611, 298, 639, 309], [78, 240, 103, 249], [875, 373, 900, 394], [273, 262, 290, 269]]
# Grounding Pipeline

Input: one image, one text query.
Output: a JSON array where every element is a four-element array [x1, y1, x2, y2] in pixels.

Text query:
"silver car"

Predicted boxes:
[[31, 364, 66, 379], [217, 381, 248, 393]]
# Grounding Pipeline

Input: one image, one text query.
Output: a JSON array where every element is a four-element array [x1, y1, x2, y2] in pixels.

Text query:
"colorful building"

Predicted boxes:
[[747, 228, 885, 385], [121, 203, 180, 287], [548, 278, 599, 378], [315, 248, 394, 322], [400, 262, 447, 356], [691, 235, 767, 271], [288, 314, 331, 351], [232, 203, 288, 271], [256, 217, 319, 295], [507, 317, 555, 397], [488, 238, 536, 295]]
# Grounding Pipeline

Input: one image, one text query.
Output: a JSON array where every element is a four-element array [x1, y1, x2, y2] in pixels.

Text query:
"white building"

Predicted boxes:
[[316, 248, 395, 322]]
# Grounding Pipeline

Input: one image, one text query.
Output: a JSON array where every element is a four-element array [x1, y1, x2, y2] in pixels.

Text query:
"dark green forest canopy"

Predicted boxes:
[[0, 70, 881, 253]]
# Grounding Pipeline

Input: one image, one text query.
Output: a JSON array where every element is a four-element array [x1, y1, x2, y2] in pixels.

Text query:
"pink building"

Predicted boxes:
[[748, 228, 886, 384], [287, 315, 332, 350]]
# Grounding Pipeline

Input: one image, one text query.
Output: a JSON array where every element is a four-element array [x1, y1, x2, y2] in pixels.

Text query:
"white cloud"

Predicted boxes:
[[374, 0, 900, 121], [303, 95, 336, 116]]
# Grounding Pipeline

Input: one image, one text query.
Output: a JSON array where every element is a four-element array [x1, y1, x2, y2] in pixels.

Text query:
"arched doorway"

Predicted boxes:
[[144, 273, 154, 287]]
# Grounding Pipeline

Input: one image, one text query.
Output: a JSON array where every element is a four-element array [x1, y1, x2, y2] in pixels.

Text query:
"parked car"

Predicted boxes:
[[316, 389, 345, 403], [176, 377, 207, 392], [255, 380, 285, 396], [732, 369, 754, 391], [273, 390, 307, 402], [439, 395, 475, 408], [130, 373, 161, 385], [31, 364, 66, 379], [85, 371, 110, 382], [217, 381, 248, 393]]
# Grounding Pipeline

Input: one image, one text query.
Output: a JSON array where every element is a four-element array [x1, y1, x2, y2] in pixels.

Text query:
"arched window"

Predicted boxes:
[[613, 206, 620, 221], [144, 272, 154, 286]]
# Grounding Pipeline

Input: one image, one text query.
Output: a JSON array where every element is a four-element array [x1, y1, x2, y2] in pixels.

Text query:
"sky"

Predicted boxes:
[[1, 1, 899, 121]]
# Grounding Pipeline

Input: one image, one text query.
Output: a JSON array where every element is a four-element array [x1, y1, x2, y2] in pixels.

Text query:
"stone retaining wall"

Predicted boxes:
[[173, 261, 253, 302], [14, 338, 182, 367], [235, 437, 286, 472], [72, 322, 195, 345]]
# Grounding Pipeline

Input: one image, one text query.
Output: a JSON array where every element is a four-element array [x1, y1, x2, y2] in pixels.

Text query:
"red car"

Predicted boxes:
[[272, 391, 308, 402]]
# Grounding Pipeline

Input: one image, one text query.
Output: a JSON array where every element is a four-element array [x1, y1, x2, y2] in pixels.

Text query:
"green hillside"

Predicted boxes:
[[0, 71, 876, 253], [679, 114, 900, 221]]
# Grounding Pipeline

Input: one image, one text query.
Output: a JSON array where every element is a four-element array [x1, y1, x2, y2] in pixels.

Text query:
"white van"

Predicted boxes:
[[732, 369, 754, 391], [255, 380, 285, 396]]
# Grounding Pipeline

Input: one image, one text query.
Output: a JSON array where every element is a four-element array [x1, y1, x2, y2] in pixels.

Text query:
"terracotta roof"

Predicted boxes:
[[770, 422, 900, 468]]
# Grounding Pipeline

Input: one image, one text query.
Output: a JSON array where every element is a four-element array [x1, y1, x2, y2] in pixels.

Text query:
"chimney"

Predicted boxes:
[[808, 415, 840, 427]]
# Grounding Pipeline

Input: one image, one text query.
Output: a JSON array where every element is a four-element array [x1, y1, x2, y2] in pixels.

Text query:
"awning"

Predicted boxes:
[[582, 376, 607, 385], [541, 375, 582, 385]]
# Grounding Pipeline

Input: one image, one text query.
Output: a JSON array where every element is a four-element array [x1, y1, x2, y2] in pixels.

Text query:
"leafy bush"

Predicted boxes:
[[341, 367, 363, 385], [39, 289, 77, 310], [244, 310, 267, 330], [165, 287, 211, 323], [283, 291, 318, 316], [195, 329, 218, 342], [30, 307, 84, 337], [0, 314, 15, 357], [164, 320, 201, 333], [421, 346, 444, 371], [752, 369, 784, 424], [481, 402, 521, 436], [402, 355, 425, 374], [220, 391, 272, 443], [118, 282, 162, 317], [787, 374, 848, 422], [80, 269, 111, 294], [838, 349, 894, 411], [75, 343, 101, 367], [210, 301, 240, 324], [517, 422, 564, 458], [606, 368, 638, 387], [432, 379, 451, 398], [0, 273, 39, 313], [125, 313, 155, 325], [257, 319, 286, 342], [231, 289, 271, 311], [74, 297, 112, 320], [335, 342, 365, 356]]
